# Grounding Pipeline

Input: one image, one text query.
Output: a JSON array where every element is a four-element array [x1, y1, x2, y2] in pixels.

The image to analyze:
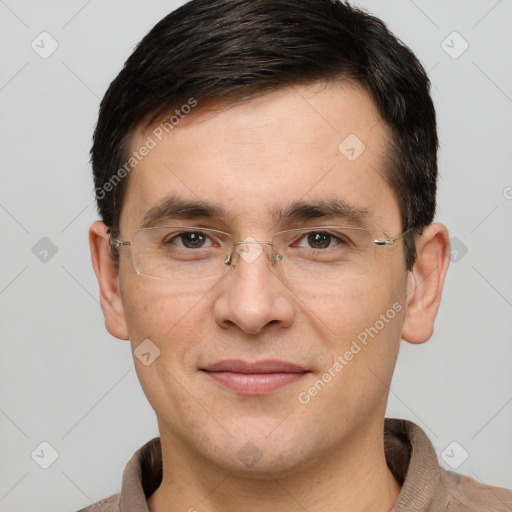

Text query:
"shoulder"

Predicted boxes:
[[75, 493, 120, 512], [73, 437, 161, 512], [384, 419, 512, 512], [441, 470, 512, 511]]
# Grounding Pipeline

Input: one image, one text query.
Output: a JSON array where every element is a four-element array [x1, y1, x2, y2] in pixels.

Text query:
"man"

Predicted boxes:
[[85, 0, 512, 510]]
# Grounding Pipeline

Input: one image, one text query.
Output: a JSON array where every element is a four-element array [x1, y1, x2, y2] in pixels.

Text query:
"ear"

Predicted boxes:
[[401, 222, 450, 344], [89, 221, 129, 340]]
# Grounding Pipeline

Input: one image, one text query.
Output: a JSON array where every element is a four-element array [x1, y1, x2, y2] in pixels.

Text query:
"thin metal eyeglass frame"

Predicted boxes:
[[110, 226, 409, 280]]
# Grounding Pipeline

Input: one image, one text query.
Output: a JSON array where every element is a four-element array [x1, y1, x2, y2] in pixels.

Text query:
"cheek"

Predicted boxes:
[[295, 279, 406, 408], [120, 277, 218, 359], [293, 279, 392, 339], [295, 273, 406, 382]]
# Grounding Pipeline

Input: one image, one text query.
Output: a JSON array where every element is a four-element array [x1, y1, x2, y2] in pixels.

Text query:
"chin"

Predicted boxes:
[[202, 419, 317, 477]]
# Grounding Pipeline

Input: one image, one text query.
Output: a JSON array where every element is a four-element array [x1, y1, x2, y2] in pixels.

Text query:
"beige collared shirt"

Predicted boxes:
[[77, 418, 512, 511]]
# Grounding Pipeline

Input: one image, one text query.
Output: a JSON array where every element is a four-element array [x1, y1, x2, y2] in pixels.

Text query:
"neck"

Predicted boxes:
[[147, 419, 402, 512]]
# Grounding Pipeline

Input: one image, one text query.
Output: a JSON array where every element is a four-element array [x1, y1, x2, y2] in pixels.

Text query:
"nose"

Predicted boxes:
[[213, 239, 295, 335]]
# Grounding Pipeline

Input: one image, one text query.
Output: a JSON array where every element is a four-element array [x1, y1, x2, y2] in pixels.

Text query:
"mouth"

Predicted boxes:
[[201, 359, 310, 395]]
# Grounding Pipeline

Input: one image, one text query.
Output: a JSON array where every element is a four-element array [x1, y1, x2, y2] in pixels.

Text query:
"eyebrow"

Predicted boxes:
[[140, 195, 370, 229]]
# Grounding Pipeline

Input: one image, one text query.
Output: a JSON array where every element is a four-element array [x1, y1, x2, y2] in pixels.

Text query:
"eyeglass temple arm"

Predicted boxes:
[[374, 231, 408, 246], [111, 239, 132, 248]]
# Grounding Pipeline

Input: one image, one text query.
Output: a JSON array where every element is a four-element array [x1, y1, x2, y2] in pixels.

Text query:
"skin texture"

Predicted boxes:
[[89, 82, 450, 512]]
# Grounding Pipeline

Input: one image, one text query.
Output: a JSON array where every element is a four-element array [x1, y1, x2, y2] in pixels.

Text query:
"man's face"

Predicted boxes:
[[115, 82, 410, 474]]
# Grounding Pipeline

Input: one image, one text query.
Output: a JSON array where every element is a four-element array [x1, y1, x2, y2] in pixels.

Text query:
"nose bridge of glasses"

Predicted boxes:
[[233, 239, 273, 247], [226, 238, 276, 267]]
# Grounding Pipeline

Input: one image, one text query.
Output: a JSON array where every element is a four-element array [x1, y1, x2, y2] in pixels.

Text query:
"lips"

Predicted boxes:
[[201, 359, 309, 395]]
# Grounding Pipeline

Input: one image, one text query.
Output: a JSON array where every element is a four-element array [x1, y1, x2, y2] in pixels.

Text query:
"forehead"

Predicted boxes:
[[121, 82, 400, 234]]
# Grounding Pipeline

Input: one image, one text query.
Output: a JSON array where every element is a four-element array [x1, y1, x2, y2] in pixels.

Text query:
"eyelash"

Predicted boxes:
[[164, 229, 350, 250]]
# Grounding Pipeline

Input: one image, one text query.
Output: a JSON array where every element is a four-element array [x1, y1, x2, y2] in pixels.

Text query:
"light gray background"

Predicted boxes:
[[1, 1, 511, 510]]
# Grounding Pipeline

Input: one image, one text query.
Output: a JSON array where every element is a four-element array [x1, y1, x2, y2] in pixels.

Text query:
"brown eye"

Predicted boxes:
[[306, 232, 333, 249], [166, 231, 210, 249]]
